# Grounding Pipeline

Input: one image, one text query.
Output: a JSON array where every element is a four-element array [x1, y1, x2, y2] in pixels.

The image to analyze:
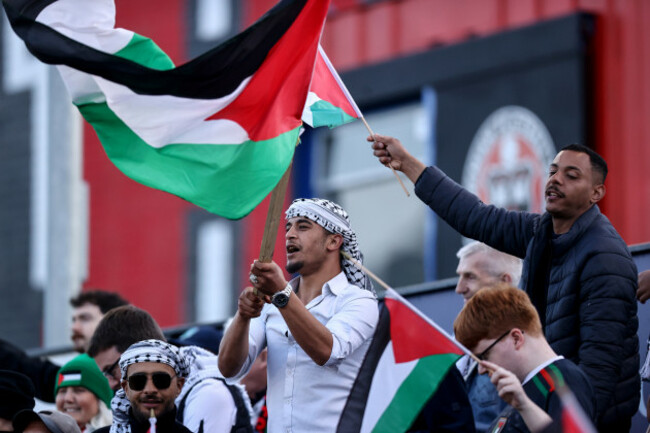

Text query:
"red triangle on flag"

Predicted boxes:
[[385, 296, 464, 364], [309, 49, 359, 119], [207, 1, 329, 141]]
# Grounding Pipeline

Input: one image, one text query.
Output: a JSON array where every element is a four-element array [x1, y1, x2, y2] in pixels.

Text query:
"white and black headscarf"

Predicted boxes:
[[110, 339, 190, 433], [286, 198, 375, 295]]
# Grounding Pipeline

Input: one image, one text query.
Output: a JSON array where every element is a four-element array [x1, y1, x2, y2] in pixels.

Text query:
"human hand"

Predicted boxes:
[[637, 270, 650, 303], [237, 287, 268, 319], [481, 360, 529, 411], [250, 260, 288, 297], [368, 134, 426, 183], [368, 134, 408, 169]]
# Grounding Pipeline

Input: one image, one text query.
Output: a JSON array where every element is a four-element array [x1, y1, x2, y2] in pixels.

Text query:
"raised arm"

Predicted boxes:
[[250, 260, 378, 366], [251, 260, 335, 365], [370, 133, 535, 258], [218, 288, 267, 378]]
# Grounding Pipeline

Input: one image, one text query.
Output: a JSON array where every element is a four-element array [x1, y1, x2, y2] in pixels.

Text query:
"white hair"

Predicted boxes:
[[456, 241, 522, 286]]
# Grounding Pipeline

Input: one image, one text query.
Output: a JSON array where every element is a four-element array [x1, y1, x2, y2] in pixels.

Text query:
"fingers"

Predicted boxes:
[[250, 260, 286, 295], [479, 360, 498, 374], [238, 287, 266, 319]]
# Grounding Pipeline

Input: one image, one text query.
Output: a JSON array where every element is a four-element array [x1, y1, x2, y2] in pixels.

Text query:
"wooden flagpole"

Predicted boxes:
[[361, 116, 410, 197], [341, 250, 482, 364], [258, 160, 293, 263]]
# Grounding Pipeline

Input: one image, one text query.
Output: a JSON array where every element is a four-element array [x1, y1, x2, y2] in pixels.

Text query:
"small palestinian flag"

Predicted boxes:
[[3, 0, 343, 219], [57, 372, 81, 386], [303, 46, 362, 128], [556, 383, 597, 433], [337, 288, 468, 433]]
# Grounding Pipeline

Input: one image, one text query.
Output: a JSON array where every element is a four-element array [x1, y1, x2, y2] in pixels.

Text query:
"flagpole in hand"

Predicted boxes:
[[361, 117, 410, 197], [258, 160, 293, 263]]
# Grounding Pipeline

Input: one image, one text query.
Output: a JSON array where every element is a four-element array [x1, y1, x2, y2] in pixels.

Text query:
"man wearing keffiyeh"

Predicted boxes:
[[219, 198, 379, 433], [94, 340, 192, 433]]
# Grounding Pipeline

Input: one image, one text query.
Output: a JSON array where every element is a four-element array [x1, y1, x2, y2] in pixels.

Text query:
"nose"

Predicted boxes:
[[63, 388, 75, 401], [285, 225, 297, 240], [71, 319, 81, 332], [548, 171, 562, 185], [455, 278, 465, 295], [107, 376, 120, 392], [143, 377, 157, 394]]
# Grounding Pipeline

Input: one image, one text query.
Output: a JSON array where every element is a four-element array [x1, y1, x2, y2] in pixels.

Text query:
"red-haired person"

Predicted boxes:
[[454, 285, 595, 433]]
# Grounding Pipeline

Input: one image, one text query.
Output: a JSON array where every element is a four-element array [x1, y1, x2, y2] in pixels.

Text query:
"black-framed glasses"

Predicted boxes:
[[477, 329, 511, 361], [127, 372, 176, 391], [102, 358, 120, 380]]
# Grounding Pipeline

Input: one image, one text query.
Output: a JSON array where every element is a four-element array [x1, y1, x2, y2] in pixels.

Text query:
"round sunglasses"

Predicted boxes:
[[126, 372, 177, 391]]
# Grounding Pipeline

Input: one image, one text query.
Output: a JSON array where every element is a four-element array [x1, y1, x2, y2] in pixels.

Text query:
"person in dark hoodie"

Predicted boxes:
[[369, 134, 638, 432], [0, 370, 36, 431]]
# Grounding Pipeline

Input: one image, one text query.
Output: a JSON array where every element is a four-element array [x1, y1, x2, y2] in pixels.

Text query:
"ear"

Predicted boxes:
[[511, 328, 525, 350], [500, 273, 512, 284], [327, 233, 344, 252], [590, 184, 605, 204], [175, 377, 185, 395]]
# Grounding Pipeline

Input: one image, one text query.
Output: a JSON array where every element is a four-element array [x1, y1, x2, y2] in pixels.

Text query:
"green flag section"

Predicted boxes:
[[337, 288, 466, 433], [3, 0, 333, 219]]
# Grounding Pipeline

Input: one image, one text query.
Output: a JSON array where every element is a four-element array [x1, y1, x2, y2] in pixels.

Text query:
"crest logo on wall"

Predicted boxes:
[[462, 106, 555, 213]]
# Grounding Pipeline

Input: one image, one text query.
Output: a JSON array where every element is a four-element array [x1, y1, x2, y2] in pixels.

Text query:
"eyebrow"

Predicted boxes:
[[286, 219, 313, 231], [550, 163, 583, 172]]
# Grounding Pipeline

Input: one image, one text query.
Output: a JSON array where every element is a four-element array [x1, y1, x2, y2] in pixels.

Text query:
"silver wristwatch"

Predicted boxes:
[[271, 284, 292, 308]]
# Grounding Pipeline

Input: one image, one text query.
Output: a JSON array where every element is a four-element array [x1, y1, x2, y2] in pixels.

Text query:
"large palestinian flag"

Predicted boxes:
[[337, 288, 468, 433], [2, 0, 350, 219]]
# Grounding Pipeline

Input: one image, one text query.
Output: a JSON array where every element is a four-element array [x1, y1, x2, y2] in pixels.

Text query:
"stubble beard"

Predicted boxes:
[[286, 260, 303, 275], [132, 399, 174, 424]]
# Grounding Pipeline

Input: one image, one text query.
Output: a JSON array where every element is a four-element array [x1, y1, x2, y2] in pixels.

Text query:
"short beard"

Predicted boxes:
[[286, 260, 303, 275]]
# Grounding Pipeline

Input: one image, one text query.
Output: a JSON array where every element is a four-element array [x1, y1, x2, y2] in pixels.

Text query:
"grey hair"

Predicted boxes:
[[456, 241, 522, 286]]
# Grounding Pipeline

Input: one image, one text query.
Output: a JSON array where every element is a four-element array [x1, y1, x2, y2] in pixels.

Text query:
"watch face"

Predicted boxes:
[[272, 293, 290, 308]]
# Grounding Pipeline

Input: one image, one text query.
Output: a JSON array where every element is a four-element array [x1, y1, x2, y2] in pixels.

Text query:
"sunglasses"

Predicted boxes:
[[102, 358, 120, 380], [476, 329, 511, 361], [127, 372, 176, 391]]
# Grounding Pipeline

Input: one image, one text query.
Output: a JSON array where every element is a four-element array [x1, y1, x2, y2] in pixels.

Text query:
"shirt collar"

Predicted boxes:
[[289, 271, 349, 297], [323, 272, 349, 296], [522, 355, 564, 385]]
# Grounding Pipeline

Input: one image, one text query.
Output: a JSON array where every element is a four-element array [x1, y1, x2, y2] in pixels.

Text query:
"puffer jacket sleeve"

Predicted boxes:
[[414, 166, 536, 258], [577, 247, 638, 417]]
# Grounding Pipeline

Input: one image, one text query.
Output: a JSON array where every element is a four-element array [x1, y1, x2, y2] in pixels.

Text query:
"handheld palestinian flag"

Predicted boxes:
[[556, 383, 597, 433], [337, 288, 469, 433], [2, 0, 336, 219], [302, 45, 362, 128]]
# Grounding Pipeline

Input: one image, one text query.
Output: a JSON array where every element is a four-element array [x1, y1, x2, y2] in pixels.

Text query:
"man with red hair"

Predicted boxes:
[[454, 285, 595, 433]]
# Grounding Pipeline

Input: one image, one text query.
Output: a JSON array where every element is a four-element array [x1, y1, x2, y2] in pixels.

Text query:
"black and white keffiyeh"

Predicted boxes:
[[286, 198, 375, 295], [110, 339, 190, 433]]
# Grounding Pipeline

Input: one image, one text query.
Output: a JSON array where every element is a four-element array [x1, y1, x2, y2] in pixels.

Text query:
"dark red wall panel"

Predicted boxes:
[[82, 0, 189, 327]]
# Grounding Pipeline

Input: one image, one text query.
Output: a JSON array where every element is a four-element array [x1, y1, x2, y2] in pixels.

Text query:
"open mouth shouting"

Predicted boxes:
[[286, 243, 300, 257], [545, 186, 564, 201]]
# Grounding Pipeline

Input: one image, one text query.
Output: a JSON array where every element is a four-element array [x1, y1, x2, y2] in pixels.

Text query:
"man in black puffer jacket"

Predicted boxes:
[[370, 134, 639, 432]]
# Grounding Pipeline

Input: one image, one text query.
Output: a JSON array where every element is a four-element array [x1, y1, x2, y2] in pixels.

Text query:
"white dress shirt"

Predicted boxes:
[[230, 272, 378, 433]]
